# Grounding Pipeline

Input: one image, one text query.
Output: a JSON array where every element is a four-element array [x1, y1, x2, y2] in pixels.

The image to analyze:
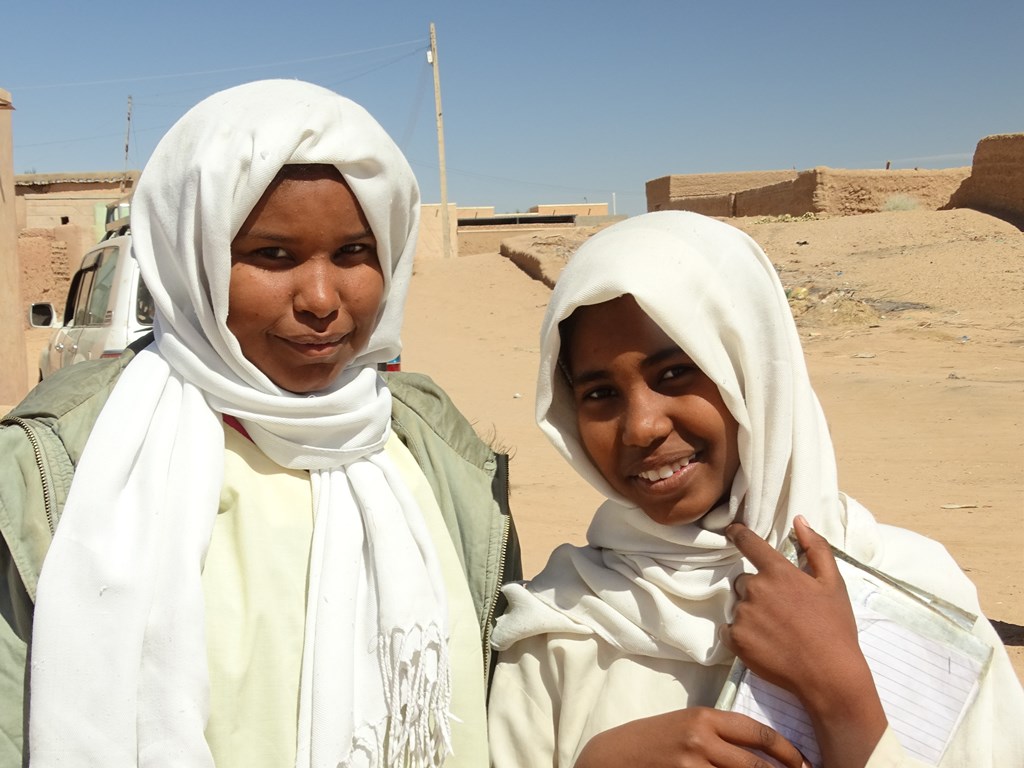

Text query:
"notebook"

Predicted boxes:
[[714, 535, 992, 767]]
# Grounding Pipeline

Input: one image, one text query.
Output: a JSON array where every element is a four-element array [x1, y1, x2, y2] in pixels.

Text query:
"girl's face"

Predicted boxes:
[[228, 165, 385, 394], [563, 295, 740, 526]]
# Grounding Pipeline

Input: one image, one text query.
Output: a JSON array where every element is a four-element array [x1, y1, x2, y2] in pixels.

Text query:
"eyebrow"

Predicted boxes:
[[569, 345, 686, 388], [236, 227, 375, 243]]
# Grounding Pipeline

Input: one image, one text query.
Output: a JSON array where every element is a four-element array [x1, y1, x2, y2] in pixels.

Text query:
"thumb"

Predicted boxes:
[[794, 515, 841, 583]]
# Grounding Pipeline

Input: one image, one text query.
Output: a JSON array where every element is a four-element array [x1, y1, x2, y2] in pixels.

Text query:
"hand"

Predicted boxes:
[[720, 515, 886, 768], [574, 707, 807, 768], [719, 516, 861, 699]]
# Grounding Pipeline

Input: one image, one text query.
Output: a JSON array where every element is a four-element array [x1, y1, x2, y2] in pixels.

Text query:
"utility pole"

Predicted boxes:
[[120, 95, 132, 195], [429, 23, 451, 258]]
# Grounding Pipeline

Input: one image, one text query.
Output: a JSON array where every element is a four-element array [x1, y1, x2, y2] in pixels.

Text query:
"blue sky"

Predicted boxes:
[[3, 1, 1021, 216]]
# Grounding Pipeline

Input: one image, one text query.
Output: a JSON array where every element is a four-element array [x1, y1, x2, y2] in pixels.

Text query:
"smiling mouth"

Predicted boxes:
[[281, 335, 347, 355], [634, 453, 701, 484]]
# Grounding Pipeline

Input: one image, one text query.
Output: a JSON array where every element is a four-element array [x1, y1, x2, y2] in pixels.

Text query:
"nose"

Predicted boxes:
[[293, 259, 342, 320], [621, 389, 672, 447]]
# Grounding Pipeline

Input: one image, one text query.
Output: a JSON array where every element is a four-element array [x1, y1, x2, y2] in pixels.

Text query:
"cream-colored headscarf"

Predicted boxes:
[[30, 80, 451, 767], [492, 211, 881, 665]]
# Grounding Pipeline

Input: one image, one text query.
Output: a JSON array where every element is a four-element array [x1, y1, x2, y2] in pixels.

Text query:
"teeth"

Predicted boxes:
[[637, 455, 695, 482]]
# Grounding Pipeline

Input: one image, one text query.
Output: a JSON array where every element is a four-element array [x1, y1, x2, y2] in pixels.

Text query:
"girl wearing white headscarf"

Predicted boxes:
[[488, 211, 1022, 767], [14, 80, 518, 767]]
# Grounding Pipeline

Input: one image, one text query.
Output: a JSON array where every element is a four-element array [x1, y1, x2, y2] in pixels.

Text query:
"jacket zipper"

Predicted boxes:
[[3, 417, 58, 536], [481, 455, 512, 678]]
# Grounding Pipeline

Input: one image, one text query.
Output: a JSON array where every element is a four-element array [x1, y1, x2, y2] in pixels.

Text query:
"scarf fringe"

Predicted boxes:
[[345, 623, 452, 768]]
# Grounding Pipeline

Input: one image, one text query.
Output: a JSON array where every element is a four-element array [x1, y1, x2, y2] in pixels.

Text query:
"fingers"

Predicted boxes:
[[725, 522, 786, 571], [733, 573, 749, 600], [576, 708, 807, 768], [728, 517, 841, 585], [793, 514, 841, 584], [718, 619, 734, 652], [714, 711, 807, 768]]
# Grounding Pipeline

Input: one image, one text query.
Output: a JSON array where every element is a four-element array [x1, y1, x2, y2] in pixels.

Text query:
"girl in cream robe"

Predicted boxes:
[[488, 211, 1023, 767]]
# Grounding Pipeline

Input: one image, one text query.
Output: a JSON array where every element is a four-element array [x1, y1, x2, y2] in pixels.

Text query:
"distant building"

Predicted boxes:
[[529, 203, 608, 217], [15, 171, 138, 256]]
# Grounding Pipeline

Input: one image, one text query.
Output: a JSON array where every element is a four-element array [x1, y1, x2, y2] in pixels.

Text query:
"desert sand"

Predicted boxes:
[[9, 207, 1023, 683], [400, 208, 1023, 680]]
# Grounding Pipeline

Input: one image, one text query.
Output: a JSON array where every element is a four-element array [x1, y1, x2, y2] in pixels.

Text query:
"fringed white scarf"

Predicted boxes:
[[30, 80, 452, 768], [492, 211, 881, 665]]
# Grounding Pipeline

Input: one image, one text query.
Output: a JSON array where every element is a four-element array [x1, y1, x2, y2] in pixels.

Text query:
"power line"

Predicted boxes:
[[15, 124, 165, 150], [322, 48, 425, 89], [13, 47, 426, 154], [399, 53, 433, 150], [10, 39, 425, 91]]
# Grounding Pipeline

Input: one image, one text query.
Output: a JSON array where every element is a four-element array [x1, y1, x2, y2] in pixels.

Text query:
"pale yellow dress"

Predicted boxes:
[[203, 424, 488, 766]]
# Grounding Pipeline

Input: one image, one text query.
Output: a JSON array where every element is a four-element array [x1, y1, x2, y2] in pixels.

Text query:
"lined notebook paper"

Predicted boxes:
[[716, 538, 992, 768]]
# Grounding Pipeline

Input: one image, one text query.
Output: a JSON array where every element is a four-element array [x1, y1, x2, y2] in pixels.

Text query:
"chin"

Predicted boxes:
[[639, 506, 706, 527], [275, 371, 342, 395]]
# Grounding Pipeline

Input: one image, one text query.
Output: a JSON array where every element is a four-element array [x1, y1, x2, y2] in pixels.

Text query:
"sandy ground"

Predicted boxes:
[[399, 208, 1024, 681], [8, 208, 1023, 683]]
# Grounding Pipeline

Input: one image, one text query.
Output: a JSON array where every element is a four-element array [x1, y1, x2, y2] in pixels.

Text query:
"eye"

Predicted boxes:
[[578, 384, 616, 402], [661, 364, 697, 382], [253, 247, 291, 261], [335, 241, 378, 263], [230, 246, 295, 269]]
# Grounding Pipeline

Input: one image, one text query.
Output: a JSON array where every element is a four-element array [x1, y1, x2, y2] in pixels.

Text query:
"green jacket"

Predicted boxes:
[[0, 350, 521, 764]]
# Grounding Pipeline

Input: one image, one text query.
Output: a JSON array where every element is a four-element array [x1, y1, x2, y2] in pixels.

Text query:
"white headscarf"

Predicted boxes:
[[491, 211, 881, 665], [30, 80, 452, 768]]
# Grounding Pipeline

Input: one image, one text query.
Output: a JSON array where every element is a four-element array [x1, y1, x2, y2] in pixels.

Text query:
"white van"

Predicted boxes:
[[30, 223, 154, 380]]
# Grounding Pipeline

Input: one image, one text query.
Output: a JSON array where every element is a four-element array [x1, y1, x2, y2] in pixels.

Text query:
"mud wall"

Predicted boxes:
[[646, 171, 798, 211], [1, 87, 28, 401], [652, 193, 735, 217], [416, 203, 459, 260], [19, 228, 74, 316], [734, 167, 970, 217], [458, 224, 580, 257], [652, 166, 971, 218], [947, 134, 1024, 223], [734, 173, 820, 217], [811, 167, 970, 215]]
